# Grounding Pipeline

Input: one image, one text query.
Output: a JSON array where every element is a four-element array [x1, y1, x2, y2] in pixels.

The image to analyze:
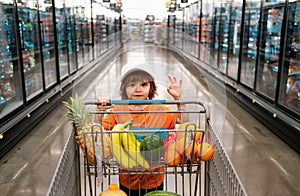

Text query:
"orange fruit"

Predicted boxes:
[[164, 142, 182, 166], [200, 142, 214, 161], [194, 131, 203, 143]]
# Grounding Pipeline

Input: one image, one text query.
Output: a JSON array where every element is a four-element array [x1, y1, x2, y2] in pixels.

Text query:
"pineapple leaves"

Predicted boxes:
[[62, 94, 92, 129]]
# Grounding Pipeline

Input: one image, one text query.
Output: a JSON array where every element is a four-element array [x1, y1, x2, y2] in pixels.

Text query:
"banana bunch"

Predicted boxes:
[[111, 119, 150, 169]]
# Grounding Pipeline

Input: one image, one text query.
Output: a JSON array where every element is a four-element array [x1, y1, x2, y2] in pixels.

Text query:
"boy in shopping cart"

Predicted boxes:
[[96, 63, 187, 196]]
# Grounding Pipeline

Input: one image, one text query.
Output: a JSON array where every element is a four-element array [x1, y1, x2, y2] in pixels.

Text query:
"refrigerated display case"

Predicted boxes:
[[0, 0, 122, 159], [168, 0, 300, 152], [241, 2, 261, 88], [256, 2, 285, 100], [18, 5, 43, 100], [279, 0, 300, 114], [0, 2, 23, 118]]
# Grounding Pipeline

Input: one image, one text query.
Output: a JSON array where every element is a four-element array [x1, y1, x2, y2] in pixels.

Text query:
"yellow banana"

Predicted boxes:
[[121, 130, 150, 169], [111, 120, 138, 168]]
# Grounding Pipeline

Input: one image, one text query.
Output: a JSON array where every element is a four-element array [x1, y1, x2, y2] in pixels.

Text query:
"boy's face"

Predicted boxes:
[[126, 81, 151, 100]]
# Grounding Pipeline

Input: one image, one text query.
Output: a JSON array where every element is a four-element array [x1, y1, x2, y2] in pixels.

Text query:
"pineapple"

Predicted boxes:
[[63, 94, 112, 165]]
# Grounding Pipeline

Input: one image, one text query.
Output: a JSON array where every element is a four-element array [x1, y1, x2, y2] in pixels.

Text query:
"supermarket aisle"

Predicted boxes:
[[0, 40, 299, 196]]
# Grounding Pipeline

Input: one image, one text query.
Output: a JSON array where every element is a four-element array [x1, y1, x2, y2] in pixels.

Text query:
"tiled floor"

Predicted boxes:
[[0, 40, 299, 196]]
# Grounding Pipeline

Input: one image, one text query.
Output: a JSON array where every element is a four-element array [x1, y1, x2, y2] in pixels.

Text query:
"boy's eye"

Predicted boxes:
[[128, 83, 136, 87], [141, 82, 149, 87]]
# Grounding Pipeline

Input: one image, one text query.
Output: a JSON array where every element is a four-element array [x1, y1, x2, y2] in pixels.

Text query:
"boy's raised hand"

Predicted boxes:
[[167, 75, 183, 100]]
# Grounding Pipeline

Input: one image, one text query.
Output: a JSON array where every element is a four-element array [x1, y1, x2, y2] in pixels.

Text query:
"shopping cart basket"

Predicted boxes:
[[75, 99, 247, 196]]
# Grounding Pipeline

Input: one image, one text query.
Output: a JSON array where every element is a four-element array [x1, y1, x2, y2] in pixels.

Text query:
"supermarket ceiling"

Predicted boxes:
[[122, 0, 168, 20]]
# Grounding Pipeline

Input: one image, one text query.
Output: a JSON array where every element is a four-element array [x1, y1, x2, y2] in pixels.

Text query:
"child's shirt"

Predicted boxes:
[[102, 104, 178, 190]]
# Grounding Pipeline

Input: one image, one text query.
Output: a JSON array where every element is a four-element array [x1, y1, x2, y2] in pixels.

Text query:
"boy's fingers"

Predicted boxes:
[[168, 75, 173, 82]]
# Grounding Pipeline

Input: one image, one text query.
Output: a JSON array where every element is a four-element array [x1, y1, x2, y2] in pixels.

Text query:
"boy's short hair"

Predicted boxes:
[[119, 70, 157, 99]]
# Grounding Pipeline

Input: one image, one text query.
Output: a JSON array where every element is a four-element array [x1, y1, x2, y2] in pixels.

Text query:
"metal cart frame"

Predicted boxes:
[[76, 100, 247, 196]]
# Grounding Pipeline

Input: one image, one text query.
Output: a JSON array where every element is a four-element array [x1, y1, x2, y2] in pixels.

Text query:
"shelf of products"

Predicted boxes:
[[144, 16, 155, 43], [127, 19, 143, 40]]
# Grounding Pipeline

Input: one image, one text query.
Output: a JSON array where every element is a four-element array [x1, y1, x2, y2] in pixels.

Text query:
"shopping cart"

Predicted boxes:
[[76, 100, 247, 196]]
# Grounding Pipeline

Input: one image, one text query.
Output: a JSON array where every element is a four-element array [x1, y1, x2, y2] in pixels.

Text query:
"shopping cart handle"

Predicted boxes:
[[109, 100, 167, 105], [84, 100, 167, 105], [85, 100, 206, 109]]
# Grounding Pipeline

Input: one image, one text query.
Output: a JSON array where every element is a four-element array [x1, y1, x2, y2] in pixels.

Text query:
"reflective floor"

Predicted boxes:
[[0, 40, 299, 196]]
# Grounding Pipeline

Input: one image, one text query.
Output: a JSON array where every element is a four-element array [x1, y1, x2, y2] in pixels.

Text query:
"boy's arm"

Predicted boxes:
[[95, 97, 114, 124], [176, 103, 189, 123], [166, 75, 189, 123]]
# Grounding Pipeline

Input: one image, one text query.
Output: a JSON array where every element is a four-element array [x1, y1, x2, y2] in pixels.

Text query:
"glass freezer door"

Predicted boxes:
[[241, 2, 261, 88], [94, 15, 102, 57], [75, 17, 83, 69], [218, 2, 230, 74], [213, 6, 221, 66], [66, 8, 77, 74], [256, 2, 285, 100], [18, 4, 43, 100], [39, 3, 57, 89], [227, 1, 242, 80], [279, 0, 300, 114], [55, 2, 69, 80], [200, 0, 213, 65], [0, 2, 23, 119]]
